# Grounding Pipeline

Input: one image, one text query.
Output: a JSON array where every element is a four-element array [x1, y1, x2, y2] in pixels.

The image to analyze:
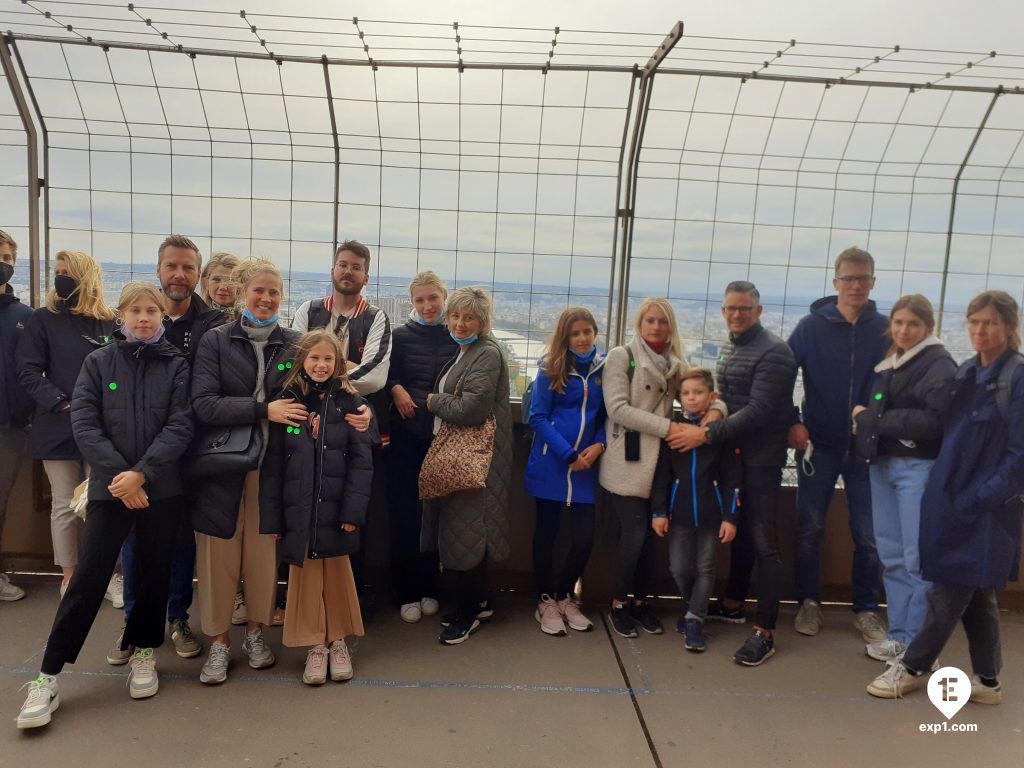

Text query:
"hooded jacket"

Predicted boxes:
[[0, 285, 33, 431], [386, 313, 459, 441], [162, 291, 228, 363], [788, 296, 890, 455]]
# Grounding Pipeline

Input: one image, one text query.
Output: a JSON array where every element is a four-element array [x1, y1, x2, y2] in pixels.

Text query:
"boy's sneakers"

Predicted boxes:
[[329, 639, 353, 681], [682, 618, 707, 653], [128, 648, 159, 699], [865, 638, 906, 662], [0, 572, 25, 602], [439, 614, 480, 645], [243, 627, 275, 669], [630, 601, 663, 634], [854, 611, 887, 644], [970, 675, 1002, 705], [794, 599, 824, 636], [169, 619, 202, 659], [230, 592, 247, 625], [400, 602, 423, 623], [199, 641, 230, 685], [609, 604, 638, 638], [558, 597, 593, 632], [104, 573, 125, 609], [706, 600, 746, 624], [17, 675, 59, 729], [106, 625, 134, 666], [535, 594, 567, 636], [733, 629, 776, 666], [867, 660, 921, 698], [420, 597, 440, 616], [440, 600, 493, 627], [303, 645, 329, 685]]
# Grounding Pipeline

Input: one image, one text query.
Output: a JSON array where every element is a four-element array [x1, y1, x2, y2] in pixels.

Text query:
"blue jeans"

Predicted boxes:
[[122, 504, 195, 623], [870, 457, 933, 645], [794, 447, 881, 613]]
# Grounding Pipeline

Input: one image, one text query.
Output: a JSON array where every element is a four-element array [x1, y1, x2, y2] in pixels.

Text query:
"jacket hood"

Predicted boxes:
[[0, 284, 20, 305], [810, 295, 882, 325], [113, 332, 184, 360]]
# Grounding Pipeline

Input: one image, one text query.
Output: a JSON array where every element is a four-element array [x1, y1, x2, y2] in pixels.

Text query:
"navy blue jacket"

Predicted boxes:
[[16, 304, 114, 460], [0, 286, 34, 431], [525, 354, 607, 505], [919, 351, 1024, 590], [788, 297, 889, 455], [386, 318, 459, 441]]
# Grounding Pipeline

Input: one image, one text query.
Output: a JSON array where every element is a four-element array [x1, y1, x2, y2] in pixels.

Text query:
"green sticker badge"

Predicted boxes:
[[108, 382, 117, 391]]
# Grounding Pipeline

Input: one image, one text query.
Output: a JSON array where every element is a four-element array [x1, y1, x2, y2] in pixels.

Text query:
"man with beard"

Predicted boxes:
[[112, 235, 226, 666]]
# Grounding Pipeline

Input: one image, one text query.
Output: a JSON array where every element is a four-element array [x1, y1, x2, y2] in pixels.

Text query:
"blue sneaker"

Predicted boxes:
[[683, 618, 707, 653]]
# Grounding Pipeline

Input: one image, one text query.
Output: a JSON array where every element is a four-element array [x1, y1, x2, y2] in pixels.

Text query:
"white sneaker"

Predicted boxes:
[[303, 645, 329, 686], [199, 641, 230, 685], [329, 639, 353, 681], [128, 648, 159, 699], [865, 638, 906, 661], [400, 602, 422, 623], [104, 573, 125, 609], [867, 660, 920, 699], [17, 675, 60, 729], [243, 627, 275, 669], [0, 572, 25, 602], [420, 597, 440, 617], [970, 675, 1003, 705], [854, 610, 887, 644]]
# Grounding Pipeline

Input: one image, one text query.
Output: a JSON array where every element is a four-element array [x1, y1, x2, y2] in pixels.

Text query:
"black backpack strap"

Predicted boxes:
[[626, 346, 636, 383], [995, 352, 1024, 420], [306, 298, 331, 331]]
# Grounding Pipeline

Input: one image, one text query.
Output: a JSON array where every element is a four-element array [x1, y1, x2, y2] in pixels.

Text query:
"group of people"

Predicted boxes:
[[0, 231, 1020, 730]]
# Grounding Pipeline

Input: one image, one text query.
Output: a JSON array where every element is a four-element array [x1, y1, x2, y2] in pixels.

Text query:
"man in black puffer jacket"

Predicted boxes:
[[673, 280, 797, 666]]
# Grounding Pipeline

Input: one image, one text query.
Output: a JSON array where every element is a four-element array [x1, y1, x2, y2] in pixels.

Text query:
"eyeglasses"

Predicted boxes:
[[334, 261, 365, 273], [722, 306, 756, 315], [834, 275, 875, 285]]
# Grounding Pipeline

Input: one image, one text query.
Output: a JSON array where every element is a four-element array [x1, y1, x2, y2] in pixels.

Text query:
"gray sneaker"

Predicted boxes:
[[128, 648, 159, 699], [169, 619, 202, 659], [106, 625, 134, 666], [866, 638, 906, 661], [794, 599, 823, 636], [200, 641, 230, 685], [242, 627, 276, 669], [854, 611, 887, 644], [17, 675, 59, 729], [0, 572, 25, 602]]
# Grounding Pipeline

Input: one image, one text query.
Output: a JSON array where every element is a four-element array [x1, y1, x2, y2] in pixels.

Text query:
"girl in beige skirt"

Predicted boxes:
[[259, 329, 373, 685]]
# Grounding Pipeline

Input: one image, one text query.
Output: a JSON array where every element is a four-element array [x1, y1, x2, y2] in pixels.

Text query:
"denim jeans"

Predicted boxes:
[[794, 447, 881, 613], [668, 523, 719, 621], [122, 501, 195, 623], [870, 457, 933, 645], [903, 585, 1002, 680]]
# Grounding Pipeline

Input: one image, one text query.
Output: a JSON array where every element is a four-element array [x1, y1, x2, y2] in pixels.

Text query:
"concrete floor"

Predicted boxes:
[[1, 576, 1022, 767]]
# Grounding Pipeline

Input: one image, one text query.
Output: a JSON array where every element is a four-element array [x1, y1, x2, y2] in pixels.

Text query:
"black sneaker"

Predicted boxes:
[[706, 600, 747, 624], [630, 601, 663, 634], [733, 629, 775, 666], [682, 618, 707, 653], [609, 604, 638, 638], [439, 614, 480, 645], [440, 600, 493, 628]]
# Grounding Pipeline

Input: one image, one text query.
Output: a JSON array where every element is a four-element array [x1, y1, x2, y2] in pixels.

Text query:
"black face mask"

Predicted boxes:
[[300, 369, 330, 392], [0, 262, 13, 286], [54, 274, 78, 301]]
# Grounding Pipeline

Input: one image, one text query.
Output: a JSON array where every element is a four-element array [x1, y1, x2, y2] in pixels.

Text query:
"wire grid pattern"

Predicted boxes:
[[0, 68, 30, 291]]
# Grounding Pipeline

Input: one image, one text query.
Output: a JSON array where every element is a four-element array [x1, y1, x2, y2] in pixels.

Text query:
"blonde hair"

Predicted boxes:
[[633, 297, 684, 362], [680, 367, 715, 391], [408, 270, 448, 297], [966, 290, 1022, 352], [0, 228, 16, 256], [117, 281, 166, 312], [281, 329, 357, 396], [543, 307, 598, 395], [45, 250, 115, 320], [446, 286, 493, 337], [200, 251, 241, 305], [232, 257, 283, 293]]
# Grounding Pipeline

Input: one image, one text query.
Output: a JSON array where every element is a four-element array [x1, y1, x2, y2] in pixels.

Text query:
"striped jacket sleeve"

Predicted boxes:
[[349, 309, 391, 395]]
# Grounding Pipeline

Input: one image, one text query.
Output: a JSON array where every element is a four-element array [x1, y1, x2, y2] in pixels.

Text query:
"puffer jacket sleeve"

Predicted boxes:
[[258, 411, 286, 536], [717, 443, 744, 523], [70, 352, 130, 475], [708, 341, 796, 444], [339, 420, 375, 527], [528, 365, 576, 462], [969, 365, 1024, 512], [16, 312, 67, 413], [191, 328, 265, 424], [429, 345, 500, 427], [132, 356, 195, 484], [650, 443, 673, 518], [603, 346, 671, 438], [875, 355, 956, 442]]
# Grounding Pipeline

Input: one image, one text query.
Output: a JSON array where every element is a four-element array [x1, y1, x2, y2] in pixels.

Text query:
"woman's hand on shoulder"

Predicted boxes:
[[267, 398, 308, 426]]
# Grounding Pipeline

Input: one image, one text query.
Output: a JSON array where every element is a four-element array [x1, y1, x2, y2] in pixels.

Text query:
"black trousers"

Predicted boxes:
[[532, 499, 596, 600], [903, 584, 1002, 679], [388, 434, 439, 604], [351, 443, 386, 596], [722, 465, 784, 630], [456, 558, 489, 616], [609, 491, 656, 603], [41, 497, 181, 676]]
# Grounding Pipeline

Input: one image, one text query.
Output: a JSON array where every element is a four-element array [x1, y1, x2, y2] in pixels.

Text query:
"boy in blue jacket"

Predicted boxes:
[[651, 368, 742, 653]]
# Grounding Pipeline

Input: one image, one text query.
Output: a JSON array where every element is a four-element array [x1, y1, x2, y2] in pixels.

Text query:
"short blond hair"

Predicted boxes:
[[446, 286, 493, 337], [408, 270, 448, 297], [0, 229, 16, 257], [231, 257, 283, 292], [117, 281, 166, 312]]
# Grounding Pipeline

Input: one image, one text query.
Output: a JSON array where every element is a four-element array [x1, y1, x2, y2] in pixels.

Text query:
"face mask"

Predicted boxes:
[[55, 274, 78, 301], [0, 262, 13, 286], [450, 332, 478, 347], [570, 347, 597, 364], [300, 369, 330, 392], [241, 308, 279, 328], [414, 308, 446, 326]]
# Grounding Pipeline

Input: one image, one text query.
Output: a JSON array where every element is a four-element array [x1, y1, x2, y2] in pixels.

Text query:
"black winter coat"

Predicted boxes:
[[16, 304, 114, 460], [162, 292, 228, 363], [0, 286, 34, 431], [71, 337, 194, 501], [708, 323, 797, 468], [854, 339, 957, 463], [189, 321, 301, 539], [387, 318, 459, 441], [259, 382, 374, 566]]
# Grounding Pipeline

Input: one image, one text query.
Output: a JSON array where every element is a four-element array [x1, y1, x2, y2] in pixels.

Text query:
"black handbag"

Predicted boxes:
[[184, 422, 263, 480]]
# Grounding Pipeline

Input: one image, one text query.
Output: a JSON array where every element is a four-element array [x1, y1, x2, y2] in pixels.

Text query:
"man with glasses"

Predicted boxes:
[[788, 247, 889, 643], [671, 281, 797, 665]]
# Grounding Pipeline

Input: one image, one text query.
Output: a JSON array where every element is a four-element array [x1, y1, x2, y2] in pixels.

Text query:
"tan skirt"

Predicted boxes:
[[282, 554, 364, 648]]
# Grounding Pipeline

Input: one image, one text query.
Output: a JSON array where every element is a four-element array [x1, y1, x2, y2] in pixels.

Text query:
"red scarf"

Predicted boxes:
[[646, 339, 668, 355]]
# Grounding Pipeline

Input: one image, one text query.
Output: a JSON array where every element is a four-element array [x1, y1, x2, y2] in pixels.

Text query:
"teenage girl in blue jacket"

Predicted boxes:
[[525, 308, 606, 636]]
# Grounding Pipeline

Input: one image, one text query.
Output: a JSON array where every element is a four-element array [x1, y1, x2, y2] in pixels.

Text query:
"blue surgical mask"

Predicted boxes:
[[450, 332, 478, 347], [414, 309, 446, 326], [242, 308, 279, 328], [570, 347, 597, 364]]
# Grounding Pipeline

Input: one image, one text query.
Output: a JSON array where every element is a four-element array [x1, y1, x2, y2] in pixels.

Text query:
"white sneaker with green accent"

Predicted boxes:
[[17, 675, 60, 729], [128, 648, 159, 699]]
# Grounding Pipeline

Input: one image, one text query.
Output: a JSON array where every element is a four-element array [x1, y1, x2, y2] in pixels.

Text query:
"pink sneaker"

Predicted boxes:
[[329, 639, 353, 681], [303, 645, 328, 685], [558, 597, 594, 632], [535, 594, 567, 636]]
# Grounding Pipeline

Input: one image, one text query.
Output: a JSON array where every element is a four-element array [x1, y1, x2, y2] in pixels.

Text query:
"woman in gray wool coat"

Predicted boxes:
[[424, 286, 513, 645]]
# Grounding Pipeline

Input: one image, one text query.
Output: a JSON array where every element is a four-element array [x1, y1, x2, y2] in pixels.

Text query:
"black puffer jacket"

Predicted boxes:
[[163, 292, 228, 363], [71, 336, 194, 501], [387, 317, 459, 440], [854, 338, 957, 463], [708, 323, 797, 468], [0, 286, 34, 431], [189, 321, 300, 538], [16, 304, 114, 460], [259, 381, 374, 566]]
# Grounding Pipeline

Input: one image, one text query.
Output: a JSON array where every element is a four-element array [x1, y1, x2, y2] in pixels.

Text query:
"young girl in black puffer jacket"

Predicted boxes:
[[259, 329, 374, 686]]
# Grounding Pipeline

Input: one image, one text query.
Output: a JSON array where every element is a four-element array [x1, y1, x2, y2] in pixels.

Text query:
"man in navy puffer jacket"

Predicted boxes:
[[787, 247, 889, 642]]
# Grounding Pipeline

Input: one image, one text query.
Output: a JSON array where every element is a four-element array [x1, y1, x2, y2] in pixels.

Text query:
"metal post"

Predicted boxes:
[[936, 90, 1001, 337], [607, 67, 639, 350], [0, 35, 41, 307], [322, 58, 341, 257]]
